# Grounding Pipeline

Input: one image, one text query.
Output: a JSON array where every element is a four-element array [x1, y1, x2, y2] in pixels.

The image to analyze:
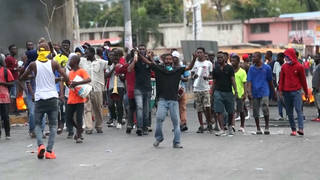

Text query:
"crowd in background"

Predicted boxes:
[[0, 38, 320, 159]]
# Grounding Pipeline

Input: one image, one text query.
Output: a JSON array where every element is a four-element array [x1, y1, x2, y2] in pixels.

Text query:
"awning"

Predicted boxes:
[[80, 37, 122, 46]]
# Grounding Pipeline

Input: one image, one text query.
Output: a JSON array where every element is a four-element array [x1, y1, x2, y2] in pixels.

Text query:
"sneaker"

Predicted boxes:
[[173, 143, 183, 149], [264, 129, 270, 135], [37, 144, 46, 159], [147, 127, 153, 132], [153, 139, 163, 147], [180, 124, 188, 132], [116, 123, 122, 129], [107, 122, 116, 128], [228, 126, 234, 136], [256, 130, 263, 135], [45, 151, 56, 159], [215, 130, 227, 136], [290, 131, 297, 136], [85, 130, 93, 134], [106, 118, 114, 125], [277, 117, 284, 121], [196, 126, 204, 133], [75, 138, 83, 144], [238, 127, 245, 133], [297, 130, 304, 136], [142, 130, 149, 135], [136, 129, 142, 136], [235, 116, 240, 121], [29, 132, 36, 138], [126, 128, 132, 134], [96, 129, 103, 133], [5, 136, 11, 140], [57, 128, 63, 135], [311, 118, 320, 122], [67, 132, 74, 139]]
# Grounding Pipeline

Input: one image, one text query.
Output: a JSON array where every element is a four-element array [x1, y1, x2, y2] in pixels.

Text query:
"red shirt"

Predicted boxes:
[[0, 67, 14, 104], [5, 55, 18, 80], [116, 63, 136, 99], [279, 48, 308, 94]]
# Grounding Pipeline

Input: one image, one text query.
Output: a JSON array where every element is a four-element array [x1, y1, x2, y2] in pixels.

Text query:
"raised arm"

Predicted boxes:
[[185, 53, 197, 71]]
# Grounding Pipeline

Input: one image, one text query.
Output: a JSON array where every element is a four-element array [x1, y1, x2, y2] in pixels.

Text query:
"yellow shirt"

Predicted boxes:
[[54, 54, 68, 67]]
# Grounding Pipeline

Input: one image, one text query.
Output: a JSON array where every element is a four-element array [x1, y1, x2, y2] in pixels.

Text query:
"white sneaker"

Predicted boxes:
[[238, 127, 245, 133], [215, 130, 227, 136], [235, 116, 240, 121], [116, 123, 122, 129]]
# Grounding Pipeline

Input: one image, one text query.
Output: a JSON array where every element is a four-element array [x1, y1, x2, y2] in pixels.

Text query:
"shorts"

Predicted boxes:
[[194, 91, 211, 112], [313, 90, 320, 109], [252, 97, 269, 118], [235, 98, 244, 113], [213, 90, 234, 114]]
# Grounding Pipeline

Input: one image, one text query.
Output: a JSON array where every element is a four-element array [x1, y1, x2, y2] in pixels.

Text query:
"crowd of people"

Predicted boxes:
[[0, 38, 319, 159]]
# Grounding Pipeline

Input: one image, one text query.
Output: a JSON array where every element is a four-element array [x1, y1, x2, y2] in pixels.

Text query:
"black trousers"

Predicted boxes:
[[108, 87, 125, 123], [0, 104, 10, 136], [66, 103, 84, 135]]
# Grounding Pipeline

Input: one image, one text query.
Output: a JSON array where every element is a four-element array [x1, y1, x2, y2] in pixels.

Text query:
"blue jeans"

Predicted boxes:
[[277, 93, 286, 117], [134, 89, 151, 130], [25, 94, 45, 132], [34, 98, 58, 152], [155, 99, 181, 145], [283, 91, 304, 130]]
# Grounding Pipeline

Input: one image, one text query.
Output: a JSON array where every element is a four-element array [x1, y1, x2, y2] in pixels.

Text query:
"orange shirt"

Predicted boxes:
[[68, 68, 90, 104]]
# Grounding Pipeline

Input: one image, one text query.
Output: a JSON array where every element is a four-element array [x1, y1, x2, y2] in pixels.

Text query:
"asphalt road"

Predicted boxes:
[[0, 105, 319, 180]]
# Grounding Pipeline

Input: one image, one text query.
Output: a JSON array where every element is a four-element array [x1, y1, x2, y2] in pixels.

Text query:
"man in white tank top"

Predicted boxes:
[[20, 42, 69, 159]]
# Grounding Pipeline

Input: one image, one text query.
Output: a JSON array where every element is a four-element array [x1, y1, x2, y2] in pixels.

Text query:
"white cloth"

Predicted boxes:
[[191, 60, 213, 92], [35, 60, 58, 101], [273, 61, 281, 85], [79, 57, 108, 92]]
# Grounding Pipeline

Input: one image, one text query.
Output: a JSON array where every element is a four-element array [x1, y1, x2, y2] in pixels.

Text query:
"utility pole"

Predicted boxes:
[[74, 0, 81, 47], [123, 0, 133, 50]]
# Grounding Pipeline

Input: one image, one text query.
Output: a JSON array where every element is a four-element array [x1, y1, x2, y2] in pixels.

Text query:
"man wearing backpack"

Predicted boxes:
[[0, 54, 14, 139]]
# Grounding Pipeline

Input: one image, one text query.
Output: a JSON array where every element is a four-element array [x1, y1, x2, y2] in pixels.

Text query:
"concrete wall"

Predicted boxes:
[[150, 21, 243, 49], [79, 27, 124, 41]]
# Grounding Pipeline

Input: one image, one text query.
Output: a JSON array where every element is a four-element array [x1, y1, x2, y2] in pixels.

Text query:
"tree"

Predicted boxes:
[[211, 0, 234, 21]]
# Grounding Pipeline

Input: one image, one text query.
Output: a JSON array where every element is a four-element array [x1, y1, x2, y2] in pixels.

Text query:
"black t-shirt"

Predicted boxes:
[[134, 58, 152, 92], [152, 65, 185, 101], [212, 64, 235, 92]]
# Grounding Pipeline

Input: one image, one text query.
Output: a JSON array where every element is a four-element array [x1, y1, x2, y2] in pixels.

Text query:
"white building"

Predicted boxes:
[[79, 20, 244, 48]]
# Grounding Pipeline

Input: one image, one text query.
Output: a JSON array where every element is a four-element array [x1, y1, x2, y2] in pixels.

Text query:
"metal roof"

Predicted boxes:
[[280, 11, 320, 20]]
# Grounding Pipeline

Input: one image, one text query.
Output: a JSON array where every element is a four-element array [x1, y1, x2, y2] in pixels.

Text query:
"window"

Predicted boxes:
[[218, 24, 233, 31], [291, 21, 309, 30], [250, 23, 269, 34], [89, 33, 95, 40]]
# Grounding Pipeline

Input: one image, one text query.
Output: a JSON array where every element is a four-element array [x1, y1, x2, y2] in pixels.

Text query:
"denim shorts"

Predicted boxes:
[[213, 90, 234, 114]]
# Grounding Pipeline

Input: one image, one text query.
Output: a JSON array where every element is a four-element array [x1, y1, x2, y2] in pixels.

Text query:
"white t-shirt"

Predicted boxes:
[[191, 60, 213, 92]]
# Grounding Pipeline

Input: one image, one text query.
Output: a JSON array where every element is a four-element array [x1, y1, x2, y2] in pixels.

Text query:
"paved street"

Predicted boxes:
[[1, 104, 320, 180]]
